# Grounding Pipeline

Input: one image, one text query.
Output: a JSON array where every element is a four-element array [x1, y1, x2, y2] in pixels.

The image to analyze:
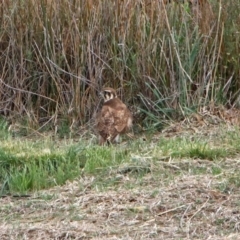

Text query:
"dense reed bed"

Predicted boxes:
[[0, 0, 239, 131]]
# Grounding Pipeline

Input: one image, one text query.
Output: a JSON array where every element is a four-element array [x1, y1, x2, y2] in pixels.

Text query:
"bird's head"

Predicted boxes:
[[101, 87, 117, 102]]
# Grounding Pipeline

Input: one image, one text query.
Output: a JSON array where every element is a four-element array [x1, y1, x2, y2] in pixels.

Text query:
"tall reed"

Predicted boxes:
[[0, 0, 239, 130]]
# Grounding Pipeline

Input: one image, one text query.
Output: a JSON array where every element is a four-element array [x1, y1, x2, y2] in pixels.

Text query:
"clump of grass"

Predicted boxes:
[[172, 142, 228, 160], [0, 140, 85, 194], [152, 129, 238, 161], [0, 117, 10, 140], [83, 145, 130, 174]]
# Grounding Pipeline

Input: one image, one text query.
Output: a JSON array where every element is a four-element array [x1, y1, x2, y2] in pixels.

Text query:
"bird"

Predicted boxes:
[[95, 87, 133, 145]]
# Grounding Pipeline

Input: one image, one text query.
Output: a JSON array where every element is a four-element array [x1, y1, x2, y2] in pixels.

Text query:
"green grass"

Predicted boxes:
[[0, 143, 84, 194], [1, 119, 240, 195]]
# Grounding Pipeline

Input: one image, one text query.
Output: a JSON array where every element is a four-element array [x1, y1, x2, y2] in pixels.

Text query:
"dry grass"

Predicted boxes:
[[1, 118, 240, 239], [1, 157, 240, 239], [0, 0, 240, 130]]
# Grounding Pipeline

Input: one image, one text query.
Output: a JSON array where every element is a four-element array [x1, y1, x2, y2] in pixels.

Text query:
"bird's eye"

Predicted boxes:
[[104, 92, 109, 99]]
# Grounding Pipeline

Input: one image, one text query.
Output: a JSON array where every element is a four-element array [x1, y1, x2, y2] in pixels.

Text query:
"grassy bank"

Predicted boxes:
[[1, 120, 240, 239], [1, 117, 240, 195]]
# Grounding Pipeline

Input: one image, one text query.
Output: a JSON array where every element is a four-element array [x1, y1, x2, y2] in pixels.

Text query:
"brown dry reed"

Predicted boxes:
[[0, 0, 239, 130]]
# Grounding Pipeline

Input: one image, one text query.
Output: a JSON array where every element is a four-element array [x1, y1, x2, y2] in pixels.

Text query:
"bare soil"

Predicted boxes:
[[1, 157, 240, 240]]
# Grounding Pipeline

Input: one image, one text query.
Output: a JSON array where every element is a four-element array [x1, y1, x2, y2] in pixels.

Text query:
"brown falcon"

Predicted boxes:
[[95, 87, 133, 145]]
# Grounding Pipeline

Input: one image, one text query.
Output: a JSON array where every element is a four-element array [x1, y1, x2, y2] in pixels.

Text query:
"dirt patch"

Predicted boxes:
[[1, 158, 240, 240]]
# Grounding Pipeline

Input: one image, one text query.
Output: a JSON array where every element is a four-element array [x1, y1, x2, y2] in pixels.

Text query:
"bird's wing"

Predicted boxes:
[[113, 105, 132, 133], [95, 98, 132, 136], [96, 105, 115, 132]]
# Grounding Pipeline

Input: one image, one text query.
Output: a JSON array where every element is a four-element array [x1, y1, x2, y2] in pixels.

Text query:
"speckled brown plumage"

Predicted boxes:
[[95, 87, 132, 145]]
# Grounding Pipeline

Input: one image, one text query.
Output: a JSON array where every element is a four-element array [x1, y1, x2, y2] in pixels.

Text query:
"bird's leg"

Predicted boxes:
[[113, 134, 120, 143], [106, 134, 112, 145], [99, 136, 106, 145]]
